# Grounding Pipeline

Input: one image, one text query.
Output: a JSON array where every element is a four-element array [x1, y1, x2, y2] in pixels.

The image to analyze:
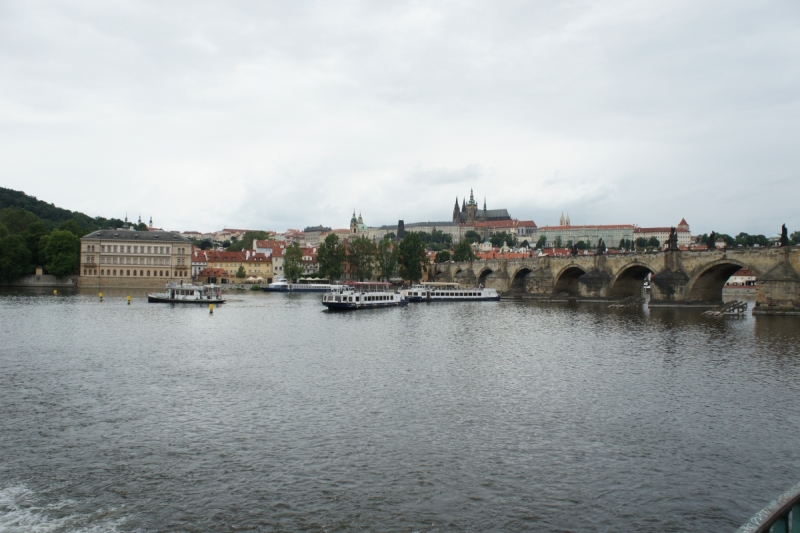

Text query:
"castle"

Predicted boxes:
[[452, 189, 511, 224]]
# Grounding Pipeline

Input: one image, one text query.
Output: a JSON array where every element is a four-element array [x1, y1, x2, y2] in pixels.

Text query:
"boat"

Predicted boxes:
[[322, 282, 408, 310], [263, 277, 290, 292], [148, 282, 226, 304], [262, 277, 336, 293], [400, 282, 500, 302]]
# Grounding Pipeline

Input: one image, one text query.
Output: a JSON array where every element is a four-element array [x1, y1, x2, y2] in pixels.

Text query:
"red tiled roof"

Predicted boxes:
[[197, 267, 228, 277]]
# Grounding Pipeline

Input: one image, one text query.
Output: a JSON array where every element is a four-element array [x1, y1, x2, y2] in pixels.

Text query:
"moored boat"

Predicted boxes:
[[400, 282, 500, 302], [322, 282, 408, 310], [148, 282, 226, 304], [263, 278, 336, 292]]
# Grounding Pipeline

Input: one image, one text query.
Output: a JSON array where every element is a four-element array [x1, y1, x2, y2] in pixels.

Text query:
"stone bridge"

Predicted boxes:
[[433, 247, 800, 315]]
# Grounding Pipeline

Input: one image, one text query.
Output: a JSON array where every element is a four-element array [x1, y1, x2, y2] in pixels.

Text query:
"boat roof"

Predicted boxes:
[[421, 282, 462, 287]]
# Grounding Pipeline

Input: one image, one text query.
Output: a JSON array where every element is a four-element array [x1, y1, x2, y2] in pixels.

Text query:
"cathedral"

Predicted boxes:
[[452, 189, 511, 225]]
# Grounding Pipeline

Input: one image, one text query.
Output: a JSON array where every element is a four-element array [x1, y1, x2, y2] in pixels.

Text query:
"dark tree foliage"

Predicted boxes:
[[199, 239, 213, 250], [0, 207, 40, 235], [236, 265, 247, 278], [318, 233, 346, 281], [227, 231, 271, 252], [635, 237, 648, 248], [348, 236, 377, 282], [576, 240, 588, 250], [790, 231, 800, 245], [435, 250, 451, 263], [647, 237, 660, 248], [42, 230, 80, 278], [520, 240, 529, 248], [0, 187, 122, 232], [452, 240, 475, 262], [24, 221, 48, 266], [134, 222, 149, 231], [0, 222, 7, 239], [222, 240, 231, 248], [57, 219, 85, 237], [383, 232, 396, 241], [535, 235, 547, 249], [397, 233, 427, 284], [375, 238, 397, 281], [490, 231, 517, 248], [283, 243, 303, 282], [464, 230, 483, 244], [0, 235, 34, 281]]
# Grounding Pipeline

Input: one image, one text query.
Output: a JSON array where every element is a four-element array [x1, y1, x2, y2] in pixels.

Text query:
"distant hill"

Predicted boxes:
[[0, 187, 124, 232]]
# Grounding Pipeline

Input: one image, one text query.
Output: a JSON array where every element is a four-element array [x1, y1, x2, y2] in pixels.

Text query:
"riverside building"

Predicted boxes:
[[79, 229, 192, 288]]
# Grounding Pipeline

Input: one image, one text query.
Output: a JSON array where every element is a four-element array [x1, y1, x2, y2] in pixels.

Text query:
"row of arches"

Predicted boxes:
[[443, 260, 753, 301]]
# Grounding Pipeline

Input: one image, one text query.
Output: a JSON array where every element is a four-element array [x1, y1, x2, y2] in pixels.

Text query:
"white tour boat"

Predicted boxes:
[[400, 282, 500, 302], [263, 278, 336, 293], [148, 282, 226, 304], [322, 282, 408, 310]]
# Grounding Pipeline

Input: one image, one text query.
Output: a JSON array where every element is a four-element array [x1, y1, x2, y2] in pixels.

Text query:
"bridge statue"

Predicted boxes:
[[781, 224, 789, 247], [707, 231, 716, 250], [667, 227, 679, 251], [437, 239, 800, 315], [571, 243, 578, 256]]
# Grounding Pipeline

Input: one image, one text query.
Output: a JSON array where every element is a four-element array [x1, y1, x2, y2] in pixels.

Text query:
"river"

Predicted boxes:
[[1, 288, 799, 532]]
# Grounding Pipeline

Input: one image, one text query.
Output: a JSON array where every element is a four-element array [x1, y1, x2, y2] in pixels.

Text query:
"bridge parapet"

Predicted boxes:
[[436, 247, 800, 314]]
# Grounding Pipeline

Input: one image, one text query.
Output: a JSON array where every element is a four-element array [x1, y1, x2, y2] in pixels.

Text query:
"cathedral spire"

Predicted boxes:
[[559, 212, 565, 226]]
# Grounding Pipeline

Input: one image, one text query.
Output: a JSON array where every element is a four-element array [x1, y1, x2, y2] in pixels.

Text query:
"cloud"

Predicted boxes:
[[0, 0, 798, 235]]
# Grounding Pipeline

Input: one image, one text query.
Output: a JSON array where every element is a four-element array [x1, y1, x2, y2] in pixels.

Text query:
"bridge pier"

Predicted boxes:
[[439, 247, 800, 314]]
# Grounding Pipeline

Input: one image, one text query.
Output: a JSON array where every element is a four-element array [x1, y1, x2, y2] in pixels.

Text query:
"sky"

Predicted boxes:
[[1, 1, 798, 236]]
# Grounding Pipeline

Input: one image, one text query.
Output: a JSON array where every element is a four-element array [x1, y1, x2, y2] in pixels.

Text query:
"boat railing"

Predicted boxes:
[[734, 481, 800, 533]]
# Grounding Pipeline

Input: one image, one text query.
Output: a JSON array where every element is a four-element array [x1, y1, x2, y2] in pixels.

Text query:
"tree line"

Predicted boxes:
[[281, 233, 429, 284], [0, 207, 85, 281]]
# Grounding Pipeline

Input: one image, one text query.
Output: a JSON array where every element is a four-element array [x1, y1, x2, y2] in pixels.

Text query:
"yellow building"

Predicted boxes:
[[205, 251, 272, 281]]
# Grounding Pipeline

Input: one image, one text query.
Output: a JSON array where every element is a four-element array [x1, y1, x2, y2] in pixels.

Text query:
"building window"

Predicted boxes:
[[113, 269, 117, 275], [133, 270, 137, 276], [126, 270, 130, 276]]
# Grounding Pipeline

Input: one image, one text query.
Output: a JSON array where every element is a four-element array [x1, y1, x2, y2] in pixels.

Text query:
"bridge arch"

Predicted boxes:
[[554, 264, 586, 296], [510, 267, 533, 293], [685, 258, 750, 302], [609, 262, 655, 297], [477, 267, 494, 287]]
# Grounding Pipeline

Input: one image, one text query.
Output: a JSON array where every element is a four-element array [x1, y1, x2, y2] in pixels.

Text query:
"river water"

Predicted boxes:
[[1, 288, 799, 532]]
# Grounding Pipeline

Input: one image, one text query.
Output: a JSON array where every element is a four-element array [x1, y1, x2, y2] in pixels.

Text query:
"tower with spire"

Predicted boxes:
[[465, 188, 478, 224], [453, 197, 461, 223], [350, 210, 358, 234]]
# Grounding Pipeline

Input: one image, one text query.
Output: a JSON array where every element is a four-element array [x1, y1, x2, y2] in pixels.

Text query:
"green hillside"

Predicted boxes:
[[0, 186, 126, 231]]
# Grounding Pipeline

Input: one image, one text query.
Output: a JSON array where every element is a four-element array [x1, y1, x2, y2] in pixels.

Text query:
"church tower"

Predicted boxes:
[[465, 189, 478, 224], [350, 210, 358, 234], [453, 197, 461, 223], [559, 212, 565, 226]]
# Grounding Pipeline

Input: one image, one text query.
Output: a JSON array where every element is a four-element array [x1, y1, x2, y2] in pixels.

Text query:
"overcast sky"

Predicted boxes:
[[1, 1, 798, 235]]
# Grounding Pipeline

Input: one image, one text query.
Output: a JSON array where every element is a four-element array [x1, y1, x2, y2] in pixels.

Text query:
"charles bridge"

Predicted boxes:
[[433, 247, 800, 315]]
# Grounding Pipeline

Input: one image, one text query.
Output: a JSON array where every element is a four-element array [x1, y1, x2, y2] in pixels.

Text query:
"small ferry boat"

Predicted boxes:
[[322, 282, 408, 310], [400, 282, 500, 302], [148, 282, 226, 304], [263, 278, 336, 293]]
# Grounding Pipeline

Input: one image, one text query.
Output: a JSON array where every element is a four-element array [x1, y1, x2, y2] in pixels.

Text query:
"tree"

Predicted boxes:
[[57, 219, 84, 238], [464, 230, 482, 244], [0, 234, 33, 281], [383, 232, 396, 241], [348, 235, 377, 281], [397, 232, 427, 283], [435, 250, 451, 263], [791, 231, 800, 245], [283, 243, 303, 281], [318, 233, 346, 280], [490, 231, 517, 248], [134, 222, 149, 231], [453, 240, 475, 262], [535, 235, 547, 249], [0, 207, 40, 235], [228, 231, 272, 252], [376, 238, 398, 281], [222, 240, 231, 249], [596, 238, 607, 254], [24, 221, 48, 266], [520, 239, 529, 248], [42, 230, 80, 278], [236, 265, 246, 278], [647, 237, 660, 248], [635, 237, 648, 249], [199, 239, 213, 250], [554, 236, 563, 248], [0, 222, 7, 239], [576, 240, 587, 250]]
